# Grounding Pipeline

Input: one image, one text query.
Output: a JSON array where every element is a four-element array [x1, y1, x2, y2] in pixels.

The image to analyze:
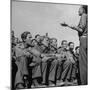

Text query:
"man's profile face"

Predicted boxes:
[[25, 33, 32, 45], [78, 6, 84, 16]]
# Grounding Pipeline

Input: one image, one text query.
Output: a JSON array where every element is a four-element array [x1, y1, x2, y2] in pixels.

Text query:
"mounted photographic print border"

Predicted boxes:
[[11, 0, 88, 89]]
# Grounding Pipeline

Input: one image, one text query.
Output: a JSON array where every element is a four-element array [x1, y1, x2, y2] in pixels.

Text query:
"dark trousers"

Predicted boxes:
[[56, 59, 63, 81], [60, 60, 73, 81], [71, 63, 77, 80], [41, 61, 48, 84], [41, 59, 58, 85], [48, 59, 58, 82], [79, 36, 87, 85], [12, 58, 18, 89]]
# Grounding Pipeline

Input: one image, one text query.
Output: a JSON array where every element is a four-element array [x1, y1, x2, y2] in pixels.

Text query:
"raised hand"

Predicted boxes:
[[60, 22, 77, 30], [60, 22, 68, 27]]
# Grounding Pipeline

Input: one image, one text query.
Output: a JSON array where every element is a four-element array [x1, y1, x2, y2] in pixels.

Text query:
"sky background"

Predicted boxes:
[[12, 1, 81, 48]]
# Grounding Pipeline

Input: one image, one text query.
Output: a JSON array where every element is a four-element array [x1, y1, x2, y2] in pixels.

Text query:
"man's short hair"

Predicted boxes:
[[68, 42, 74, 46], [21, 31, 30, 41], [61, 40, 67, 45], [31, 39, 37, 43], [35, 34, 40, 38], [75, 46, 79, 50]]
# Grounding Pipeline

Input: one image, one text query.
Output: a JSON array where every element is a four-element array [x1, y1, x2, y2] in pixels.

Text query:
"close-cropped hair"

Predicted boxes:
[[21, 31, 30, 41], [75, 46, 79, 50], [61, 40, 67, 45], [31, 39, 37, 43], [35, 34, 40, 38], [68, 42, 74, 46]]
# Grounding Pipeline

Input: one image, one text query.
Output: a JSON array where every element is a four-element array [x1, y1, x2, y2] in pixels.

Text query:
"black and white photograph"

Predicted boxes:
[[11, 0, 88, 89]]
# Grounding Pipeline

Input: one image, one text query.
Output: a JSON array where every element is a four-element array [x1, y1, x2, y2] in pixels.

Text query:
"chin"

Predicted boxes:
[[79, 13, 82, 16]]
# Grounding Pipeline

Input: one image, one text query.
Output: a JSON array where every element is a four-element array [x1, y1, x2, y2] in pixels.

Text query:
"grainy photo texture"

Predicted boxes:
[[11, 0, 88, 89]]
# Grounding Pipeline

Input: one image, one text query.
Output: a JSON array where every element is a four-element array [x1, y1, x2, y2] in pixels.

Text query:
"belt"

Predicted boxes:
[[81, 35, 87, 38], [81, 36, 87, 37]]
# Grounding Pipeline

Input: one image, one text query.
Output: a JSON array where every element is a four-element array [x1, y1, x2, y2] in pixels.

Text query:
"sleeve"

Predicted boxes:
[[30, 47, 41, 57], [15, 46, 24, 57], [78, 14, 87, 31]]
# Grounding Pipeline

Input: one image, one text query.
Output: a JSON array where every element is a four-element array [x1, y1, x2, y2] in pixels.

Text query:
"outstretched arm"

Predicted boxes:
[[60, 14, 87, 33], [69, 26, 83, 32]]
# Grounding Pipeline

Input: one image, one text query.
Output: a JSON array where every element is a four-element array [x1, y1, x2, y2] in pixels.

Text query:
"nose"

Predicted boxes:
[[30, 36, 32, 38]]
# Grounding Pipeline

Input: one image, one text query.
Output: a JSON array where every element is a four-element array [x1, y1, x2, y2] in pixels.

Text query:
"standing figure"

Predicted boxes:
[[61, 5, 88, 85]]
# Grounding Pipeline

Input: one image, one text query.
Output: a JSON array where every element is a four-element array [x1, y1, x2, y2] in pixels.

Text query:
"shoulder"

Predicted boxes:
[[81, 13, 87, 19], [15, 43, 24, 53]]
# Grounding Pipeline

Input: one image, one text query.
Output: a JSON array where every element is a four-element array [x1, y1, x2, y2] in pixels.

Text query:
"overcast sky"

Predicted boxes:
[[12, 1, 81, 47]]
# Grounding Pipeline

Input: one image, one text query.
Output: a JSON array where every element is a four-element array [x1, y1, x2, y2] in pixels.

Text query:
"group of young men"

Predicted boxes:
[[11, 30, 80, 89]]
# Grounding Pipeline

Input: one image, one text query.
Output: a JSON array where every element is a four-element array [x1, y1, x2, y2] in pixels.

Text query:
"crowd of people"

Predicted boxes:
[[11, 4, 88, 90], [11, 30, 80, 89]]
